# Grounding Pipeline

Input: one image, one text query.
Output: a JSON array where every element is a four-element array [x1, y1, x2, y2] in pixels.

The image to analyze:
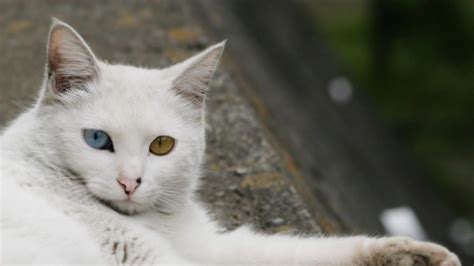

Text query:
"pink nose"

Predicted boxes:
[[117, 177, 141, 195]]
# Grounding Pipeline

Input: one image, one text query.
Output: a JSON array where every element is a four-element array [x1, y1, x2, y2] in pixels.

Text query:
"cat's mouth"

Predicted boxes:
[[94, 195, 147, 215], [118, 197, 139, 204], [108, 197, 173, 216], [117, 201, 147, 215]]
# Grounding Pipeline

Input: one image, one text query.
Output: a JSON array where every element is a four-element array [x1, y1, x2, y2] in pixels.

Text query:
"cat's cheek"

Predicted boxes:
[[86, 182, 123, 202], [78, 159, 122, 200], [63, 142, 118, 190]]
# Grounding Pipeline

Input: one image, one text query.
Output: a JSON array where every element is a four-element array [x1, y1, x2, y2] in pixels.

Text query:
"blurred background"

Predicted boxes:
[[309, 0, 474, 258], [308, 0, 474, 220], [307, 0, 474, 255], [0, 0, 472, 262], [312, 0, 474, 257]]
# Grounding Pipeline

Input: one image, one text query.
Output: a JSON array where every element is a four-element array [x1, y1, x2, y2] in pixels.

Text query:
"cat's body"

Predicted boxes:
[[0, 20, 461, 265]]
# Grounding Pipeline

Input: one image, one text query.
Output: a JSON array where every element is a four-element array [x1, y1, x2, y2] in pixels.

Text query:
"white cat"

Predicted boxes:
[[0, 20, 461, 265]]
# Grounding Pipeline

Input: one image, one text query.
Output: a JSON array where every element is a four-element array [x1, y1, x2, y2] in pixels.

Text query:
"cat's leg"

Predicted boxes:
[[169, 202, 460, 265], [99, 229, 195, 265], [88, 213, 196, 265], [181, 227, 459, 265]]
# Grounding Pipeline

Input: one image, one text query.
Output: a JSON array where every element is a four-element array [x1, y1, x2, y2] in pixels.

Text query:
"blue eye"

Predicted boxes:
[[83, 129, 114, 152]]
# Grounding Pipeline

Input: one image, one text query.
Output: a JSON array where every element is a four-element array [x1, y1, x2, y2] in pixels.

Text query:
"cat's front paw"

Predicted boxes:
[[365, 236, 460, 266]]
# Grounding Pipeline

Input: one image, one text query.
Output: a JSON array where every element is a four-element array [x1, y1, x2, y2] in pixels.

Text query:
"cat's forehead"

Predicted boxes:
[[99, 63, 172, 92], [93, 63, 181, 110], [79, 63, 188, 135]]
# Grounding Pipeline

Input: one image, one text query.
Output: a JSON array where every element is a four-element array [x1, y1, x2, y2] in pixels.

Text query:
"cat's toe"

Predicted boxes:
[[368, 237, 461, 266], [412, 254, 429, 266], [411, 240, 460, 266], [439, 252, 461, 266]]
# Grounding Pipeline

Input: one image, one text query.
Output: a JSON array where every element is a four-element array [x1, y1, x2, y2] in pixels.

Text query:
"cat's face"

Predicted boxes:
[[55, 65, 205, 214], [41, 20, 224, 214]]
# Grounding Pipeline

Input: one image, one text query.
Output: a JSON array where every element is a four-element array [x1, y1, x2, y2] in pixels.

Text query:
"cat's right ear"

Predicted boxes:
[[46, 19, 98, 95]]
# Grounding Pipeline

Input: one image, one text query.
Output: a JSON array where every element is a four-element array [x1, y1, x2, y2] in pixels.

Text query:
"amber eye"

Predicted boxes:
[[149, 136, 175, 156]]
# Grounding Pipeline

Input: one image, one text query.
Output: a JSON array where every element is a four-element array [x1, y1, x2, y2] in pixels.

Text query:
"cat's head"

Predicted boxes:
[[39, 20, 224, 214]]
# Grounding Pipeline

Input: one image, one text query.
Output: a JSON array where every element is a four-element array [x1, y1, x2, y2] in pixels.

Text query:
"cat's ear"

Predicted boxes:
[[170, 41, 226, 107], [46, 19, 98, 94]]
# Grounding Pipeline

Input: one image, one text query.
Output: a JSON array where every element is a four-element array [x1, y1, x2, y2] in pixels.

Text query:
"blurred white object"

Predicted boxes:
[[380, 206, 428, 240], [328, 76, 353, 104]]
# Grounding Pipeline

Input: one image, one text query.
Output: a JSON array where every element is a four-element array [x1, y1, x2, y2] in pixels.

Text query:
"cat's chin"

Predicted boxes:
[[107, 199, 149, 215]]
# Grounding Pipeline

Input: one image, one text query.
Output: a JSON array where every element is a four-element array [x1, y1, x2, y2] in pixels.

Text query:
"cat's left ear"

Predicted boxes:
[[170, 41, 226, 107], [46, 19, 99, 95]]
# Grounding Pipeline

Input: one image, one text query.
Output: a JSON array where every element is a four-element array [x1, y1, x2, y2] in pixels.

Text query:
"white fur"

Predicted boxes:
[[0, 20, 460, 265]]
